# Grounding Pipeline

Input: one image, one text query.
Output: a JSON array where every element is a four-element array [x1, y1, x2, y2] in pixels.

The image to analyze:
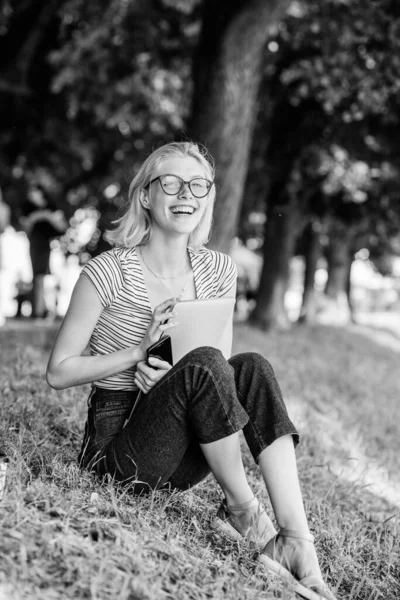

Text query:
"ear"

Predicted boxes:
[[140, 189, 150, 208]]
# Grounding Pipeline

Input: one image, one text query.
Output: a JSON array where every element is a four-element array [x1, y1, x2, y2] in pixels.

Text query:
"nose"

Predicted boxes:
[[179, 181, 193, 197]]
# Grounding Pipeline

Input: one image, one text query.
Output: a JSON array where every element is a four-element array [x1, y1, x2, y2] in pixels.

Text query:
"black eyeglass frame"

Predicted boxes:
[[148, 174, 214, 198]]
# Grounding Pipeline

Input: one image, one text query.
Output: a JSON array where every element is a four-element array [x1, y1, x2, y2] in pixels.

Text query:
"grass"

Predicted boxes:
[[0, 322, 399, 600]]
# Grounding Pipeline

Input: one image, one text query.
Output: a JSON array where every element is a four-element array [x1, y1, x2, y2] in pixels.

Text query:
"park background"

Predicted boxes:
[[0, 1, 400, 599]]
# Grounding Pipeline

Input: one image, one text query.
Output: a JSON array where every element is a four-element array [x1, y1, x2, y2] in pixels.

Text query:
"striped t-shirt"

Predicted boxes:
[[81, 246, 237, 390]]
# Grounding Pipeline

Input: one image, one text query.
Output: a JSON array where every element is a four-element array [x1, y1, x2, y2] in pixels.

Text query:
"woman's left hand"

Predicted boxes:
[[134, 357, 172, 394]]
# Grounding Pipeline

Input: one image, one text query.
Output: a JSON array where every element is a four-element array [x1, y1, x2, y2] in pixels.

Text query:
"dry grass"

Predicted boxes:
[[0, 322, 399, 599]]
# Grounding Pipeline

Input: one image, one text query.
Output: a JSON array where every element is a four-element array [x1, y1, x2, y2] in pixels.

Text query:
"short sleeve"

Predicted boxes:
[[81, 250, 124, 307], [211, 251, 237, 297]]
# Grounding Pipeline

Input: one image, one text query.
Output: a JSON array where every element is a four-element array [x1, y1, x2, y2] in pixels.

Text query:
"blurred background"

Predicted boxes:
[[0, 0, 399, 332]]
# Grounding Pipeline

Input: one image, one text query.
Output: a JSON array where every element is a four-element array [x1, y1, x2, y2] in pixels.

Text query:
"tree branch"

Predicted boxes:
[[15, 0, 64, 87]]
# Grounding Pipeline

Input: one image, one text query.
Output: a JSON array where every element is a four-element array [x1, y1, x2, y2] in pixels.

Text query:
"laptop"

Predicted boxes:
[[168, 297, 236, 363]]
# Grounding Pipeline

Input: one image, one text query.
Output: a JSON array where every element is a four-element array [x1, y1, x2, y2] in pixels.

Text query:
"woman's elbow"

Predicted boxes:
[[46, 366, 66, 390]]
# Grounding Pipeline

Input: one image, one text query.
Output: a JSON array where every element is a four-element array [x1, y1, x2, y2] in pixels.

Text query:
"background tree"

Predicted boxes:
[[0, 187, 11, 324], [189, 0, 292, 254], [1, 0, 399, 328], [1, 0, 294, 259], [245, 0, 400, 329], [0, 0, 199, 263]]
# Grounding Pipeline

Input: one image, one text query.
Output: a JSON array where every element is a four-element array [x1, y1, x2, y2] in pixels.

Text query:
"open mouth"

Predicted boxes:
[[170, 205, 196, 215]]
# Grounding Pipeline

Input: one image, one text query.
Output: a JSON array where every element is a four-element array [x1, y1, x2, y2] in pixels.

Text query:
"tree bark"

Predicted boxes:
[[31, 275, 47, 319], [297, 220, 322, 324], [189, 0, 291, 253], [345, 257, 356, 323], [325, 231, 351, 300], [245, 75, 325, 328], [250, 197, 298, 330], [0, 190, 10, 325], [318, 222, 353, 325]]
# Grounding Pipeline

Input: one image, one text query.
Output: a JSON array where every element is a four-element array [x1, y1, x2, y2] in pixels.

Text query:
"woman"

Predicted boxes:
[[47, 142, 337, 600]]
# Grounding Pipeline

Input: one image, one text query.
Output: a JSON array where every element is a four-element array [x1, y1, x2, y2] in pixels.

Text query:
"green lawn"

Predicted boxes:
[[0, 323, 399, 600]]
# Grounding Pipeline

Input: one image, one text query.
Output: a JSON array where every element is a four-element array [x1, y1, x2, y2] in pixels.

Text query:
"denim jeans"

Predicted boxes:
[[78, 348, 299, 494]]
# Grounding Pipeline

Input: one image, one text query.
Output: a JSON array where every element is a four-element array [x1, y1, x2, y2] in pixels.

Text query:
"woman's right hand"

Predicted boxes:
[[137, 297, 178, 359]]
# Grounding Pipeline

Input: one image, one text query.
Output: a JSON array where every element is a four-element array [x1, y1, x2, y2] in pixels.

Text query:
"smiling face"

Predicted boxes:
[[143, 156, 212, 240]]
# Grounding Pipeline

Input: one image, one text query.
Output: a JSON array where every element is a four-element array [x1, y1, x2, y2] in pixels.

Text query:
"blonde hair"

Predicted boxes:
[[106, 141, 216, 251]]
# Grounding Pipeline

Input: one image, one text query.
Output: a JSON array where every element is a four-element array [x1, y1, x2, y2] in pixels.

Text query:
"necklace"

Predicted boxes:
[[140, 247, 191, 300], [141, 250, 188, 280]]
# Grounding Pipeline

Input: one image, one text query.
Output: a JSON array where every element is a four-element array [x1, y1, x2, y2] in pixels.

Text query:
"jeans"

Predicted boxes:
[[78, 347, 299, 494]]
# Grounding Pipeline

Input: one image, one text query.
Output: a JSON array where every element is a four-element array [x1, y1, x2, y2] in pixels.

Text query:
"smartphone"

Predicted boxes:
[[146, 335, 173, 367], [124, 336, 174, 428]]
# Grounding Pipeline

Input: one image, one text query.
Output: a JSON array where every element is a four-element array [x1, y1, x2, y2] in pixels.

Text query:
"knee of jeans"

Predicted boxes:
[[184, 346, 225, 368], [233, 351, 274, 374]]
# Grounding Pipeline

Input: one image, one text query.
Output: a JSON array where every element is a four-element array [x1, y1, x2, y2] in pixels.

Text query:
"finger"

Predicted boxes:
[[136, 369, 153, 388], [136, 361, 153, 376], [153, 309, 177, 324], [154, 297, 177, 313], [136, 366, 168, 393], [135, 378, 148, 394], [135, 372, 151, 391], [147, 357, 172, 370], [134, 371, 146, 386], [137, 362, 159, 382], [135, 360, 147, 374], [159, 320, 178, 331]]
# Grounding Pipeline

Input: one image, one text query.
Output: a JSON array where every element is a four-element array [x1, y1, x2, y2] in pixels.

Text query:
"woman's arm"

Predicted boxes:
[[46, 275, 145, 390]]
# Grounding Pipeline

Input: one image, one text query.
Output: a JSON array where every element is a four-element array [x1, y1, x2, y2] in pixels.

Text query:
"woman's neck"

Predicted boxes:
[[140, 233, 190, 278]]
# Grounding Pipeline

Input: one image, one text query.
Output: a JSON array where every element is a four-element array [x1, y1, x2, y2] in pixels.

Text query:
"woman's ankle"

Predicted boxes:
[[276, 517, 310, 534], [226, 495, 257, 510], [223, 489, 255, 507]]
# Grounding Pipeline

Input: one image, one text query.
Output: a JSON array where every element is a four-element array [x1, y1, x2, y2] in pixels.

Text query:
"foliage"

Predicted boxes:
[[278, 0, 400, 124], [1, 0, 399, 273], [242, 0, 400, 273], [294, 144, 400, 261], [0, 0, 200, 252], [50, 0, 197, 136]]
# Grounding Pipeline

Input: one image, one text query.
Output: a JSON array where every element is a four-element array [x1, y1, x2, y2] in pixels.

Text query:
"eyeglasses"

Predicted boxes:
[[148, 174, 214, 198]]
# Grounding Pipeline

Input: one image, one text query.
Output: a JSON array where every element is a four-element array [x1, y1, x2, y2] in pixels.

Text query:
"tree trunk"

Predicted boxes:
[[31, 275, 47, 319], [0, 192, 10, 325], [297, 220, 322, 324], [319, 224, 353, 325], [189, 0, 291, 253], [243, 77, 325, 328], [345, 258, 356, 322], [250, 197, 298, 330], [325, 234, 351, 300]]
